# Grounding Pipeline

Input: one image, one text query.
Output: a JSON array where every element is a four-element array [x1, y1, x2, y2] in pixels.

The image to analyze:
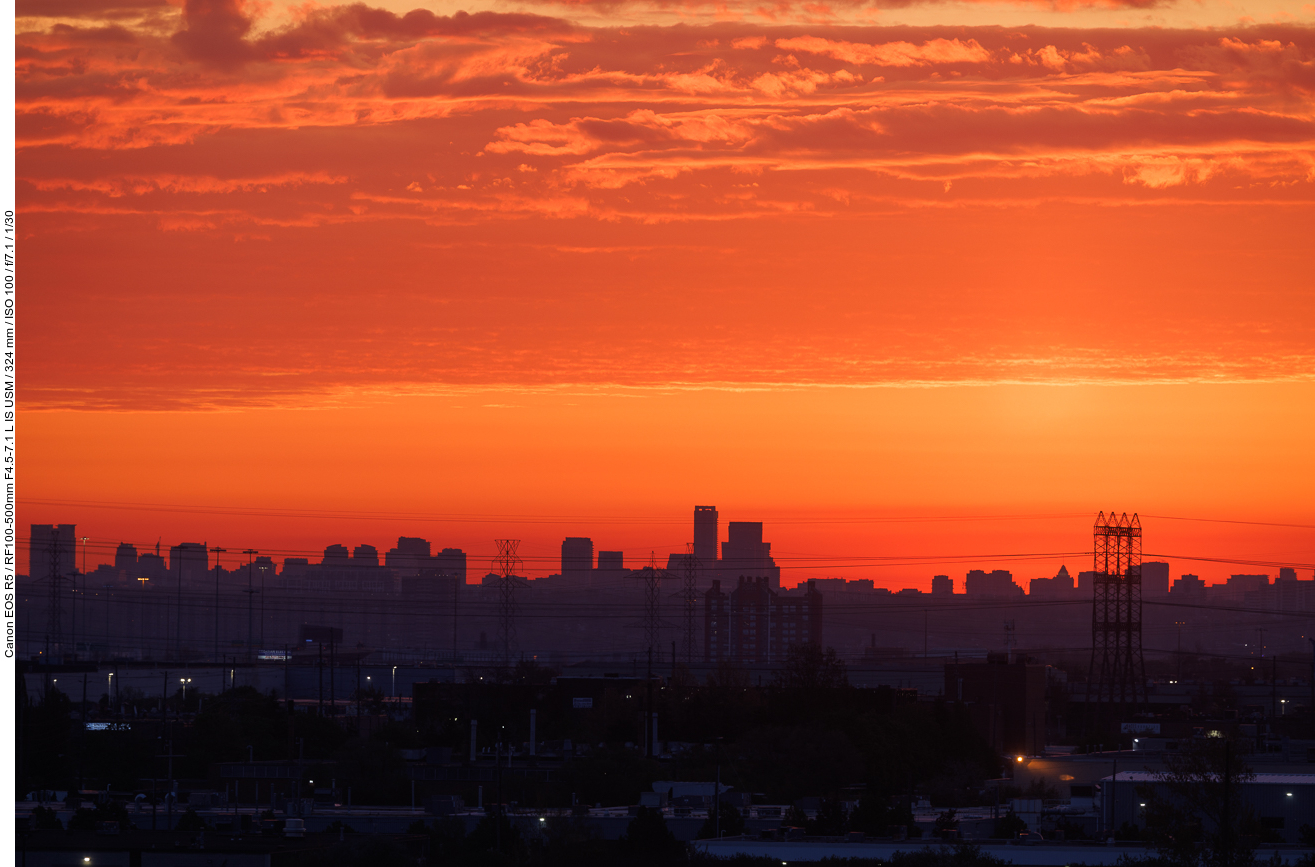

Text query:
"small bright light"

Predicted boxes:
[[540, 817, 546, 822], [84, 859, 91, 864], [1288, 793, 1294, 797], [1140, 803, 1146, 807], [1016, 756, 1024, 762]]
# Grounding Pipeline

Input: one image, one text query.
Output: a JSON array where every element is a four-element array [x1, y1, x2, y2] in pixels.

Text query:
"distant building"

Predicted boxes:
[[945, 657, 1046, 757], [432, 548, 466, 583], [1077, 570, 1098, 593], [965, 569, 1023, 598], [597, 550, 624, 578], [323, 544, 350, 565], [703, 576, 822, 664], [169, 542, 210, 585], [114, 543, 139, 576], [137, 552, 167, 582], [1028, 565, 1075, 599], [721, 522, 780, 589], [705, 581, 730, 662], [694, 506, 718, 570], [1278, 566, 1298, 583], [386, 537, 431, 575], [1170, 573, 1206, 600], [931, 574, 954, 596], [1141, 561, 1170, 596], [1220, 573, 1269, 602], [561, 537, 594, 578], [353, 545, 379, 567]]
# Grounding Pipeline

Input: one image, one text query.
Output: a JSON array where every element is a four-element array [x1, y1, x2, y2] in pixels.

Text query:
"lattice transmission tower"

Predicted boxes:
[[45, 534, 67, 661], [643, 552, 662, 654], [1085, 511, 1148, 732], [493, 539, 522, 670], [682, 543, 700, 663]]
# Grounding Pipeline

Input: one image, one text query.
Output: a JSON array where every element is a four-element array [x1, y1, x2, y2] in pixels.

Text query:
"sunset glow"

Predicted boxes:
[[17, 0, 1315, 583]]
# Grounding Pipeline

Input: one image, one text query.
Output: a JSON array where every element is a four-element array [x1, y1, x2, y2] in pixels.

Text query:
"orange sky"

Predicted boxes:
[[16, 0, 1315, 585]]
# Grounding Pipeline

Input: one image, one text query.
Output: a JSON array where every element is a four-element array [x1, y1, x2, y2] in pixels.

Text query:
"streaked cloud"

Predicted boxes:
[[15, 0, 1315, 408]]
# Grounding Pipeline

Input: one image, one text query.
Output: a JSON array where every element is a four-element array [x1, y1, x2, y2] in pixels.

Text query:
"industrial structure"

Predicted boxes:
[[1086, 511, 1148, 731]]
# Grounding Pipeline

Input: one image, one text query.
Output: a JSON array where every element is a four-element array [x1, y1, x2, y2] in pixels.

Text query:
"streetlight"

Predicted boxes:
[[392, 666, 397, 699], [79, 536, 88, 657], [243, 550, 259, 662], [180, 677, 192, 703]]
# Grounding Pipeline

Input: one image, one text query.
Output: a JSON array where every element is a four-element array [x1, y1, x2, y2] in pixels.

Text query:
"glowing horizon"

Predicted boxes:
[[17, 0, 1315, 586]]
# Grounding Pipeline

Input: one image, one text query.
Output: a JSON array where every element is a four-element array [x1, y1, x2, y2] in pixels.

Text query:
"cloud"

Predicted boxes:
[[16, 0, 168, 18], [170, 0, 256, 66], [776, 35, 992, 66]]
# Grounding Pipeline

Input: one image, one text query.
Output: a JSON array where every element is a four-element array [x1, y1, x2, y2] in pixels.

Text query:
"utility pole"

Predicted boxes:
[[646, 645, 654, 758], [1221, 740, 1232, 865], [78, 535, 88, 659], [45, 533, 66, 663], [243, 550, 259, 663], [212, 548, 226, 663], [1272, 656, 1278, 720], [174, 546, 184, 661]]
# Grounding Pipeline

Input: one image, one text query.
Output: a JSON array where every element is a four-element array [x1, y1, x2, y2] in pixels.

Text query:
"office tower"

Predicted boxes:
[[1170, 574, 1205, 599], [931, 574, 953, 595], [1029, 565, 1076, 599], [693, 506, 718, 568], [386, 537, 431, 575], [168, 542, 210, 584], [323, 544, 350, 565], [433, 548, 467, 582], [352, 545, 379, 567], [1141, 561, 1170, 597], [722, 521, 781, 589], [964, 569, 1022, 598], [114, 543, 139, 575], [137, 552, 167, 582], [561, 537, 594, 578]]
